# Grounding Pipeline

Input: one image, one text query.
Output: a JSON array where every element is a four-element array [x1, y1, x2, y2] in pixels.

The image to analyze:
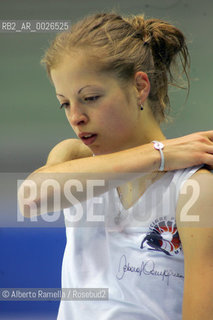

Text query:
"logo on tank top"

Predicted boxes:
[[140, 217, 182, 256]]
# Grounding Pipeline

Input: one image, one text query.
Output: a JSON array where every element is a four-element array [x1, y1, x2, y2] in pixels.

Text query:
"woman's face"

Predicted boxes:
[[51, 53, 146, 155]]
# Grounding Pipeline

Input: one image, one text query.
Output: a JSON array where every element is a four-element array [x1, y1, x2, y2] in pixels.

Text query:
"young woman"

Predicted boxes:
[[18, 11, 213, 320]]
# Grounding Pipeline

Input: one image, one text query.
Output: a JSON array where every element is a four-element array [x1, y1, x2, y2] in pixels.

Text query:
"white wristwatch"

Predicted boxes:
[[152, 140, 165, 171]]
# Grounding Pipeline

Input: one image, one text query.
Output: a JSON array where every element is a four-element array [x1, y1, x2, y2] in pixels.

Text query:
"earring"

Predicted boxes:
[[140, 104, 144, 110]]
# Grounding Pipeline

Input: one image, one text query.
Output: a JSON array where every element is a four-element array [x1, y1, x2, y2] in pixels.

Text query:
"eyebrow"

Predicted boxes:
[[56, 85, 95, 97]]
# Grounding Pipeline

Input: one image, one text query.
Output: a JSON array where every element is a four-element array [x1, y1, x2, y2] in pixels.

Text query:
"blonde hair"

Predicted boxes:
[[40, 11, 190, 123]]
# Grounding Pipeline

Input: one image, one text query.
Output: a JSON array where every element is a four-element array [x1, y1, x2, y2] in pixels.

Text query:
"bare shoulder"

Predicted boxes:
[[176, 166, 213, 231], [177, 166, 213, 319], [46, 138, 93, 166], [188, 167, 213, 193], [178, 167, 213, 195], [177, 167, 213, 213], [191, 166, 213, 178]]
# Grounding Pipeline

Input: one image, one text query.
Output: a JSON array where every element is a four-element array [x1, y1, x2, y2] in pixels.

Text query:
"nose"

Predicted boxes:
[[68, 104, 89, 127]]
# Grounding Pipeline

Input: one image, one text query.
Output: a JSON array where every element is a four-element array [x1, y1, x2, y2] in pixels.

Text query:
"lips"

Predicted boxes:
[[78, 132, 98, 146]]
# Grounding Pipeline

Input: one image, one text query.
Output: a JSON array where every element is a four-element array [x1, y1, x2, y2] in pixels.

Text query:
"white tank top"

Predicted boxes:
[[57, 166, 201, 320]]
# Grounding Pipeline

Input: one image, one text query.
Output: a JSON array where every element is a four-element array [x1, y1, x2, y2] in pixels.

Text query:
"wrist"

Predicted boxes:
[[140, 143, 161, 172], [150, 143, 162, 172], [152, 141, 165, 171]]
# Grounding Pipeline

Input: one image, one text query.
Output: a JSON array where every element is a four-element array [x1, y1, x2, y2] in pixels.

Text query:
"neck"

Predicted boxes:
[[117, 171, 165, 210], [117, 106, 167, 210], [136, 105, 166, 145], [125, 105, 166, 150]]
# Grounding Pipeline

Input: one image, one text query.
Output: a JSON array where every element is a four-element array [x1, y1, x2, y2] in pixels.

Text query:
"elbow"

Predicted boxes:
[[18, 189, 39, 218], [17, 178, 41, 218], [17, 175, 62, 217]]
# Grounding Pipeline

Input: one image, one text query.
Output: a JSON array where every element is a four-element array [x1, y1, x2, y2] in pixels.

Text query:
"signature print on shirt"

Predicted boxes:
[[140, 217, 182, 256]]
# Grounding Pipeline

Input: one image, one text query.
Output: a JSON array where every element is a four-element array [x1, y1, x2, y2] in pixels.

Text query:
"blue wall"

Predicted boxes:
[[0, 228, 66, 319]]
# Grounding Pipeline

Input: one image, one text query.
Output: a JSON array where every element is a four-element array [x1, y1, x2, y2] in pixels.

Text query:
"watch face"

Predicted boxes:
[[152, 141, 164, 150]]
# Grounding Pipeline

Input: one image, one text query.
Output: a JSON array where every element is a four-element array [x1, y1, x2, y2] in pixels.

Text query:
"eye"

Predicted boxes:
[[84, 96, 100, 102], [59, 102, 69, 109]]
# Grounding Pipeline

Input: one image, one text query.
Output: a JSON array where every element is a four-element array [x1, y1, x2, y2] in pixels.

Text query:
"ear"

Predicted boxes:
[[134, 71, 150, 104]]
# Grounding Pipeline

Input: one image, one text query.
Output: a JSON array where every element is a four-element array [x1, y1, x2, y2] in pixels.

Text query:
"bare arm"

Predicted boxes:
[[33, 138, 93, 173], [19, 141, 158, 217], [176, 169, 213, 319], [18, 131, 213, 217]]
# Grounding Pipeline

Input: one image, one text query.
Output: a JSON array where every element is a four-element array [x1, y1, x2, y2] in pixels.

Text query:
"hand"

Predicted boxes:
[[161, 131, 213, 171]]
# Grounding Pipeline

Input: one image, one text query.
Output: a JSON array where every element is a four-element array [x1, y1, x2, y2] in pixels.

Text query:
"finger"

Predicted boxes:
[[203, 154, 213, 166], [200, 130, 213, 142], [206, 145, 213, 153]]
